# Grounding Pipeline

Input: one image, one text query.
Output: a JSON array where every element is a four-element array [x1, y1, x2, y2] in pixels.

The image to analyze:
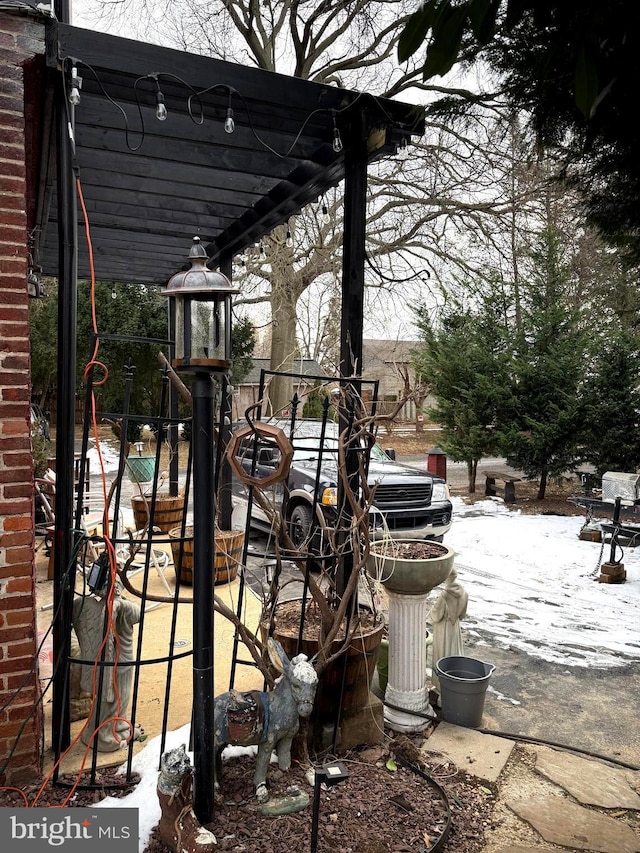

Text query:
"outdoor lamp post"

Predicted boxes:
[[310, 761, 350, 853], [163, 236, 238, 825]]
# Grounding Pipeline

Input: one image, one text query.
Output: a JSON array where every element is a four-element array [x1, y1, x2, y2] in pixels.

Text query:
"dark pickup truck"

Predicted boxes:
[[231, 419, 452, 555]]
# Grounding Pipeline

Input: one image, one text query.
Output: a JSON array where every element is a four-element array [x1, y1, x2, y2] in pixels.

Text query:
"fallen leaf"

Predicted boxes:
[[386, 758, 398, 771]]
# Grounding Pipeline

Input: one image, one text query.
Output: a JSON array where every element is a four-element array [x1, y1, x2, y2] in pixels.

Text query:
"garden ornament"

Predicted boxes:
[[430, 566, 468, 692], [72, 577, 143, 751], [213, 637, 318, 801], [157, 744, 217, 853]]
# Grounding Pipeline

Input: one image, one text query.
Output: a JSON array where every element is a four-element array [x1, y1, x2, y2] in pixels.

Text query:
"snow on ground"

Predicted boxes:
[[449, 496, 640, 669]]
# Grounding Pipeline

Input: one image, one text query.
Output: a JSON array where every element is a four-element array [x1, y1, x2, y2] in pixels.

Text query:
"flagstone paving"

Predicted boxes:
[[422, 722, 515, 783], [532, 745, 640, 809], [506, 794, 640, 852], [429, 725, 640, 852]]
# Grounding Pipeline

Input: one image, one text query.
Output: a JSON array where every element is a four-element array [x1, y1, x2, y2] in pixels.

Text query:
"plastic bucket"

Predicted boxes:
[[435, 655, 495, 728]]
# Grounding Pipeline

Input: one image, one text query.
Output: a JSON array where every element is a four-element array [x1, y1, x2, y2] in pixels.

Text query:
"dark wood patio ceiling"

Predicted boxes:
[[36, 23, 424, 285]]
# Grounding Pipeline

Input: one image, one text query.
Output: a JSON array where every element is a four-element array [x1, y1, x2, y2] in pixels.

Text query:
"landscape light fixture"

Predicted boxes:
[[162, 236, 238, 374], [310, 761, 350, 853]]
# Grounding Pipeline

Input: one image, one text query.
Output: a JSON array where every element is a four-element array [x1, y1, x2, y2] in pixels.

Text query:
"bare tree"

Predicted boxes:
[[82, 0, 527, 411]]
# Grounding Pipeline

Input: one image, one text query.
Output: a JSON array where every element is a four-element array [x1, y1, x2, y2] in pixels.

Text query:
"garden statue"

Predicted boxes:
[[157, 744, 217, 853], [430, 566, 469, 692], [72, 577, 142, 751], [213, 638, 318, 801]]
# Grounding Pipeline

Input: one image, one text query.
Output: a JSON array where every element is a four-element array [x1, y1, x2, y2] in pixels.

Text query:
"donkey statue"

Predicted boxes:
[[213, 637, 318, 801]]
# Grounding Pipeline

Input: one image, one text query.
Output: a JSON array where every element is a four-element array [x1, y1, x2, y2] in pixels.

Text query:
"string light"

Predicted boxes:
[[151, 74, 168, 121], [320, 197, 330, 224], [240, 252, 247, 268], [155, 91, 167, 121], [398, 136, 408, 158], [65, 57, 424, 161], [111, 286, 117, 299], [332, 112, 343, 153], [285, 223, 293, 248], [259, 240, 266, 261], [69, 65, 82, 106]]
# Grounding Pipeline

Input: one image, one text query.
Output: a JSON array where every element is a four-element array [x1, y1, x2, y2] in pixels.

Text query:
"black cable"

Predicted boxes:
[[59, 53, 421, 164], [477, 727, 640, 772]]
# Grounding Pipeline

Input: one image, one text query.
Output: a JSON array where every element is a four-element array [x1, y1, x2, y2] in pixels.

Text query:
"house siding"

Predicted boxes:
[[0, 9, 44, 783]]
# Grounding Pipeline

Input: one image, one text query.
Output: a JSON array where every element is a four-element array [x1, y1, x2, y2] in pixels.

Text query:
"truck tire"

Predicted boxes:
[[289, 503, 314, 549], [288, 503, 330, 572]]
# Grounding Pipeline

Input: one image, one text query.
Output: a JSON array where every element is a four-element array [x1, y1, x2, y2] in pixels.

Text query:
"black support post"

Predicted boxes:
[[191, 373, 216, 825], [217, 253, 233, 531], [336, 115, 368, 598], [51, 70, 77, 754]]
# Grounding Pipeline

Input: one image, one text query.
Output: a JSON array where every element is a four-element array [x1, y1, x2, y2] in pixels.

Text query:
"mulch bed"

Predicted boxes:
[[0, 735, 499, 853]]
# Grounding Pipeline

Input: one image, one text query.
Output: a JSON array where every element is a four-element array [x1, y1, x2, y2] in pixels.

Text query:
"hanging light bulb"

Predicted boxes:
[[286, 224, 293, 248], [224, 106, 235, 134], [398, 136, 409, 159], [321, 198, 330, 225], [155, 90, 168, 121], [111, 286, 117, 300], [69, 65, 82, 106], [240, 252, 247, 269], [331, 112, 343, 153], [259, 240, 266, 261]]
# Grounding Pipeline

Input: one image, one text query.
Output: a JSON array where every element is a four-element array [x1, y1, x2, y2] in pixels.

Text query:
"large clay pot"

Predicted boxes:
[[263, 601, 384, 723]]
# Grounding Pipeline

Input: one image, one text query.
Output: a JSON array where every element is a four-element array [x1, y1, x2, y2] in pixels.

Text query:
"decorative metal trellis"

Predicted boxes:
[[50, 346, 383, 788]]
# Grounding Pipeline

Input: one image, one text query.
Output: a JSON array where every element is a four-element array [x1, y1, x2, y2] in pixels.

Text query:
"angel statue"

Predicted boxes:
[[72, 576, 142, 751], [430, 566, 469, 692]]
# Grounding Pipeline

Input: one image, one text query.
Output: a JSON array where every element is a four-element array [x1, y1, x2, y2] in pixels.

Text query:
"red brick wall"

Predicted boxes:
[[0, 10, 45, 784]]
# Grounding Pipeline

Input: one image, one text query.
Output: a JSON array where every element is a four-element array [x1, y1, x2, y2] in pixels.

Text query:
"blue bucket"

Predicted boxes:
[[435, 655, 495, 728]]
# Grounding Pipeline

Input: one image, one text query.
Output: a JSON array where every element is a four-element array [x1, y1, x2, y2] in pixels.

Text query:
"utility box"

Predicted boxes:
[[601, 471, 640, 505], [427, 445, 447, 480]]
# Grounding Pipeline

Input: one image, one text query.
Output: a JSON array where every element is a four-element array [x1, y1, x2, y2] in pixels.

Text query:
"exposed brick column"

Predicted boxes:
[[0, 10, 45, 784]]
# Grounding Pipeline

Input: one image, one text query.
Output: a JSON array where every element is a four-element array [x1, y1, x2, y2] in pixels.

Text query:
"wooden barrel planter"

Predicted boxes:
[[263, 601, 384, 723], [168, 526, 243, 585], [131, 494, 186, 534], [131, 495, 184, 533]]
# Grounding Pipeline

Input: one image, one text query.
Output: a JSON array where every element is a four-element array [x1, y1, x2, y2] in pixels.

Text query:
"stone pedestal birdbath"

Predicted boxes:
[[367, 540, 454, 732]]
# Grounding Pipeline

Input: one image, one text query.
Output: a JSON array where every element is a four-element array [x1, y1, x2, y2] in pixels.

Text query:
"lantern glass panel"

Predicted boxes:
[[190, 296, 226, 362]]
